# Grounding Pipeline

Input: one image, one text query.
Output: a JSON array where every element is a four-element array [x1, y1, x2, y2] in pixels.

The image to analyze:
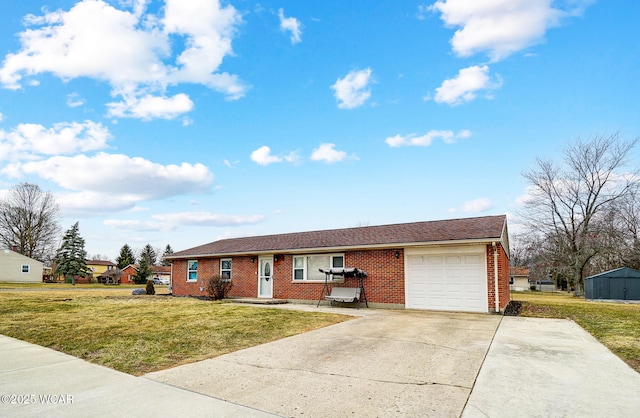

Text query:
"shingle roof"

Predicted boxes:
[[169, 215, 507, 259]]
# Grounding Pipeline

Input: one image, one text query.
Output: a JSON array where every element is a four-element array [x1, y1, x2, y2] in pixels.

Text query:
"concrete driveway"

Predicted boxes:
[[146, 309, 501, 417]]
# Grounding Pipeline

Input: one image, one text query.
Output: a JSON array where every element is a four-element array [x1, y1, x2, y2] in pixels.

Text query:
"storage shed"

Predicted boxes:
[[585, 267, 640, 301]]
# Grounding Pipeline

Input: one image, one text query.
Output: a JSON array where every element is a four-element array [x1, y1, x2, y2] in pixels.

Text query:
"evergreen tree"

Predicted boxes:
[[116, 244, 136, 269], [54, 222, 91, 285], [134, 256, 153, 284], [161, 244, 174, 266], [139, 244, 157, 266]]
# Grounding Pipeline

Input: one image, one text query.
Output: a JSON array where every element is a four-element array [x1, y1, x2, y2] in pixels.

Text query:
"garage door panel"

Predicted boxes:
[[406, 249, 488, 313]]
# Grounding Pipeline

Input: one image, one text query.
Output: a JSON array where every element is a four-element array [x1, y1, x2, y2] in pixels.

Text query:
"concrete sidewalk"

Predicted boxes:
[[0, 335, 276, 418], [463, 317, 640, 418]]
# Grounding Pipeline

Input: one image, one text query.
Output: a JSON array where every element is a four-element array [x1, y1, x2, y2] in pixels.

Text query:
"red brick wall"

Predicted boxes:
[[172, 250, 405, 304], [486, 243, 511, 312]]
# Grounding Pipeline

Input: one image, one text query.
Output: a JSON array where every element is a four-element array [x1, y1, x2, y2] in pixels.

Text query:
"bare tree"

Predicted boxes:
[[521, 133, 638, 294], [0, 182, 61, 262]]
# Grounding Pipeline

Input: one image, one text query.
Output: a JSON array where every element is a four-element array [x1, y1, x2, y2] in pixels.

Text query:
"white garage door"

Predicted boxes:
[[405, 248, 488, 313]]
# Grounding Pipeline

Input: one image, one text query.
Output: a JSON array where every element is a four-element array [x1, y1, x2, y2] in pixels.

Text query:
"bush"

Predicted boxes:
[[145, 279, 155, 295], [206, 275, 233, 300]]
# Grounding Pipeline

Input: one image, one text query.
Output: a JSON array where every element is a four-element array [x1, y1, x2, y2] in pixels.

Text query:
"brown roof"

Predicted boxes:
[[169, 215, 507, 259], [87, 260, 116, 266], [510, 266, 530, 276]]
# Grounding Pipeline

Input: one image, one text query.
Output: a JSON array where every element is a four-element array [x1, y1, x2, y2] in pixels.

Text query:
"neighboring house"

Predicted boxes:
[[167, 215, 511, 313], [152, 266, 171, 284], [120, 264, 171, 284], [87, 260, 117, 282], [0, 249, 44, 283], [510, 267, 531, 291], [585, 267, 640, 301]]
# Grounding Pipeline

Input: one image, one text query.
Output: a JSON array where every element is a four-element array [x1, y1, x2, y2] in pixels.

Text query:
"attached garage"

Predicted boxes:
[[405, 246, 488, 312], [585, 267, 640, 301]]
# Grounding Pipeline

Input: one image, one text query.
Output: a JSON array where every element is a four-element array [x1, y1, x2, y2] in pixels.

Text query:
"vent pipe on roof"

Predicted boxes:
[[493, 242, 500, 313]]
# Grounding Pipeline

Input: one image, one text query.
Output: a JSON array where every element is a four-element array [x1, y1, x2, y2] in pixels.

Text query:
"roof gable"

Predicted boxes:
[[170, 215, 507, 259]]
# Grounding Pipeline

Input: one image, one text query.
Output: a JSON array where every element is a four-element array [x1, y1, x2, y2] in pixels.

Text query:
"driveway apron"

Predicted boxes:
[[146, 310, 501, 418]]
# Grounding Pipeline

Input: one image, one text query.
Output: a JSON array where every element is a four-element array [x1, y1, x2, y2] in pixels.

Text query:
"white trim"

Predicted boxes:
[[258, 256, 274, 298], [187, 260, 198, 282], [291, 253, 345, 282], [220, 258, 232, 281]]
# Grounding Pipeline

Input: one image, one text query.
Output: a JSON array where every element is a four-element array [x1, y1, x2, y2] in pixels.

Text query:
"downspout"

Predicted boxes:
[[493, 242, 500, 313]]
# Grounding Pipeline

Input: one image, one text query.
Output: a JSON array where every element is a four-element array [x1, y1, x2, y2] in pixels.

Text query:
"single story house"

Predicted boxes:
[[0, 249, 44, 283], [120, 264, 172, 284], [510, 266, 531, 291], [585, 267, 640, 301], [167, 215, 511, 313]]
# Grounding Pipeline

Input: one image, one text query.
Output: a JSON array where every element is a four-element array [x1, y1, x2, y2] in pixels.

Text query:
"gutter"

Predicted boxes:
[[165, 238, 503, 261], [493, 242, 500, 313]]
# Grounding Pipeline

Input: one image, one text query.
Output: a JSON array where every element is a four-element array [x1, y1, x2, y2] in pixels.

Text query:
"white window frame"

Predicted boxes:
[[187, 260, 198, 282], [220, 258, 232, 281], [21, 264, 30, 273], [292, 254, 345, 282]]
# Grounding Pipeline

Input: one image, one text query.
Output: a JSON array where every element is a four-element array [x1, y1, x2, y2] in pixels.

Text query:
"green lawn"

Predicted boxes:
[[512, 291, 640, 373], [0, 286, 349, 375]]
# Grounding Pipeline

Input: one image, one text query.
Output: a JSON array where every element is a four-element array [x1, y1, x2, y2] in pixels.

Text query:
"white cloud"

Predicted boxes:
[[310, 143, 355, 164], [331, 68, 373, 109], [106, 93, 194, 120], [448, 197, 493, 213], [434, 65, 501, 106], [0, 0, 246, 119], [429, 0, 593, 62], [4, 153, 213, 214], [0, 120, 111, 161], [250, 146, 299, 166], [385, 129, 471, 147], [278, 8, 302, 44], [104, 211, 265, 231], [66, 92, 85, 108]]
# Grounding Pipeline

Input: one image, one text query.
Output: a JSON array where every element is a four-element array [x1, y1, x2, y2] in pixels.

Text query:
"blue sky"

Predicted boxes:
[[0, 0, 638, 259]]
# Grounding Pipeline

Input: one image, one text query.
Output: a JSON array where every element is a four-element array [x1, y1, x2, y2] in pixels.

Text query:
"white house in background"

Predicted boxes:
[[0, 249, 44, 283]]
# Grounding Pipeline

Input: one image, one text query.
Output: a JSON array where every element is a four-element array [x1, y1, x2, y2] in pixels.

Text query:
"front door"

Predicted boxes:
[[258, 256, 273, 298]]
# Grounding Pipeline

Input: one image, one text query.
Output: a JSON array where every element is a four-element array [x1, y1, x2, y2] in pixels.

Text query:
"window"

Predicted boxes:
[[220, 259, 232, 280], [187, 260, 198, 281], [292, 254, 344, 281], [21, 264, 30, 273]]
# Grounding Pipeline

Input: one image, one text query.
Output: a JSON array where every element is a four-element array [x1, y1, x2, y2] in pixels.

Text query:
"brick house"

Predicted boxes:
[[167, 215, 510, 313]]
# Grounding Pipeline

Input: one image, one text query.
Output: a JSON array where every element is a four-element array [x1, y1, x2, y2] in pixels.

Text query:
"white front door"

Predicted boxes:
[[258, 256, 273, 298]]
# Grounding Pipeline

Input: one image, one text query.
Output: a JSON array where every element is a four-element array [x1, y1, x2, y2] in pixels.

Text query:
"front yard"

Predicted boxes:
[[0, 285, 349, 375], [512, 291, 640, 373]]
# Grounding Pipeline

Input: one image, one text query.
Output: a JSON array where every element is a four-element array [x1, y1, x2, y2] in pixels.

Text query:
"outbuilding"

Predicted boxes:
[[0, 249, 44, 283], [167, 215, 511, 313], [585, 267, 640, 301]]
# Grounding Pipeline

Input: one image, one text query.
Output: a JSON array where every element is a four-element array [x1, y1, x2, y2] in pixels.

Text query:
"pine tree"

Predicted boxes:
[[116, 244, 136, 269], [139, 244, 157, 266], [134, 256, 153, 284], [161, 244, 174, 266], [54, 222, 91, 285]]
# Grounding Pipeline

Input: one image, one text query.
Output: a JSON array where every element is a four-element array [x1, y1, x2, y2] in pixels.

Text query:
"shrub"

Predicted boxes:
[[145, 279, 155, 295], [206, 275, 233, 300]]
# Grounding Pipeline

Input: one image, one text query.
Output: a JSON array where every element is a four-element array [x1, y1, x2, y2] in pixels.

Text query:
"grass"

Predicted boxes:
[[0, 286, 350, 375], [512, 291, 640, 373]]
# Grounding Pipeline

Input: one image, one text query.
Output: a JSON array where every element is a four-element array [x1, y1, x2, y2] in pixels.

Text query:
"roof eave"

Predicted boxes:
[[165, 237, 502, 260]]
